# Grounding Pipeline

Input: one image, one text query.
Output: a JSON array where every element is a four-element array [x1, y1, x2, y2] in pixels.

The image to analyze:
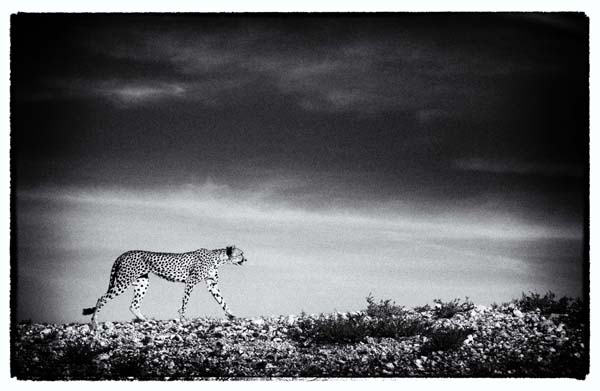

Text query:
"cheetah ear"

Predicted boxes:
[[226, 246, 233, 257]]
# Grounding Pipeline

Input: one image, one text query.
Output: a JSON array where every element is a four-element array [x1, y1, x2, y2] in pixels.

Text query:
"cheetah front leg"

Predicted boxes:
[[206, 277, 235, 319]]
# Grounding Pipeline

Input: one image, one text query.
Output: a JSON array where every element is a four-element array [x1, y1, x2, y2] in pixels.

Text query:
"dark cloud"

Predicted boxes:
[[11, 13, 588, 228], [453, 157, 584, 178]]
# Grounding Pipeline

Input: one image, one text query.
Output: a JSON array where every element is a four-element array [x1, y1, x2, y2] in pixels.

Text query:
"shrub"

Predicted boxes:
[[413, 304, 431, 312], [61, 340, 111, 365], [290, 313, 371, 344], [513, 291, 586, 328], [110, 352, 148, 378], [366, 294, 405, 318], [289, 296, 432, 344], [565, 296, 586, 327], [514, 291, 573, 314], [432, 297, 475, 319], [369, 316, 430, 339], [420, 327, 472, 356]]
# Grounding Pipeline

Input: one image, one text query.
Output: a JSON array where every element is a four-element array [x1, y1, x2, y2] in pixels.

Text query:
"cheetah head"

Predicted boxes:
[[226, 245, 247, 265]]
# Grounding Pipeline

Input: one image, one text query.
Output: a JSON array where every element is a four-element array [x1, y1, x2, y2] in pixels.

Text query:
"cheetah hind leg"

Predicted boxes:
[[129, 274, 149, 321]]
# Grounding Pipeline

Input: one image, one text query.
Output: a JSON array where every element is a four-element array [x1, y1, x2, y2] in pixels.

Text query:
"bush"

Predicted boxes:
[[514, 291, 575, 314], [513, 291, 586, 328], [110, 352, 148, 378], [61, 340, 110, 365], [414, 304, 431, 312], [289, 296, 432, 344], [290, 312, 431, 345], [420, 327, 472, 356], [366, 294, 405, 318], [290, 313, 371, 344], [370, 316, 430, 339], [432, 297, 474, 319]]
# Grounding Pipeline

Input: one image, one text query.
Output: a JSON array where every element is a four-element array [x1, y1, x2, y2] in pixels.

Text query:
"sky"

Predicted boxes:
[[11, 13, 588, 324]]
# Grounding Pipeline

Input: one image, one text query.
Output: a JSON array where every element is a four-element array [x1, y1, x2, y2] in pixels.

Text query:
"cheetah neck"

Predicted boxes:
[[214, 248, 230, 265]]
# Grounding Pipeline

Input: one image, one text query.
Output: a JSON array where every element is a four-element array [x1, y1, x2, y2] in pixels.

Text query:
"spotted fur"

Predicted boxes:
[[83, 246, 247, 329]]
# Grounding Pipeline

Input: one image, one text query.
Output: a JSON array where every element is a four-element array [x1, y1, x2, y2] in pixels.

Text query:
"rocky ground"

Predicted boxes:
[[12, 303, 588, 379]]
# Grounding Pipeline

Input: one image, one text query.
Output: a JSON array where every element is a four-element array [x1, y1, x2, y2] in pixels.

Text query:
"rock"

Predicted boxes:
[[414, 359, 424, 370], [185, 334, 197, 343], [463, 334, 474, 345], [172, 334, 183, 342], [251, 318, 265, 327], [12, 303, 589, 378], [539, 320, 554, 333], [286, 315, 295, 326], [477, 305, 488, 312]]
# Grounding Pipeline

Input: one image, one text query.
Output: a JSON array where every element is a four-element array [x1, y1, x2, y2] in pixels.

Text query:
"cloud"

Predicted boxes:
[[20, 17, 577, 114], [99, 82, 186, 105], [78, 25, 502, 112], [453, 157, 584, 178], [34, 76, 257, 108], [18, 180, 581, 241]]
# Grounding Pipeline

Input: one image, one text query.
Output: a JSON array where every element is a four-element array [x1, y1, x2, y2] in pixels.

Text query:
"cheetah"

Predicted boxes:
[[82, 246, 247, 329]]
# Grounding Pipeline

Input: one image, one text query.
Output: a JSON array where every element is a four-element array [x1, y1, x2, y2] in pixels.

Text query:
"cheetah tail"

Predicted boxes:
[[82, 307, 96, 316]]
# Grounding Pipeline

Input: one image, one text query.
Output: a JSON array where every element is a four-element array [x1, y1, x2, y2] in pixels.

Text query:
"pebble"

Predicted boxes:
[[13, 305, 586, 378], [286, 315, 296, 326], [251, 318, 265, 327]]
